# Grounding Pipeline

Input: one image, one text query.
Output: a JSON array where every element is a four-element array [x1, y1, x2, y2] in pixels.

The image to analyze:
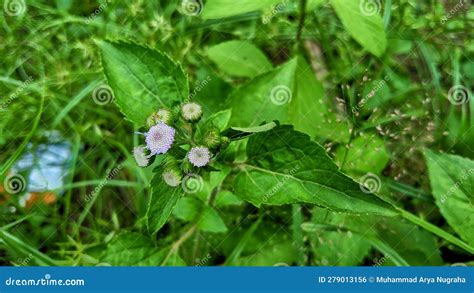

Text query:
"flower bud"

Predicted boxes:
[[219, 136, 230, 150], [188, 146, 211, 167], [202, 126, 221, 150], [146, 109, 174, 127], [181, 102, 202, 122], [162, 167, 183, 187], [133, 146, 150, 167]]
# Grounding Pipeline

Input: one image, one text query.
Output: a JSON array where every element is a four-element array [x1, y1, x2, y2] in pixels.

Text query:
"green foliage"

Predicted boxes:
[[202, 0, 281, 19], [207, 41, 273, 77], [99, 40, 188, 126], [234, 125, 397, 215]]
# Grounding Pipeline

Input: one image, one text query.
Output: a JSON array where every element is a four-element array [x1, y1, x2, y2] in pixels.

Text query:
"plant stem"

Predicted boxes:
[[296, 0, 307, 45], [397, 208, 474, 254]]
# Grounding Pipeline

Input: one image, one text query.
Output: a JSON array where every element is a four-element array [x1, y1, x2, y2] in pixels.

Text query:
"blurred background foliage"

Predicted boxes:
[[0, 0, 473, 266]]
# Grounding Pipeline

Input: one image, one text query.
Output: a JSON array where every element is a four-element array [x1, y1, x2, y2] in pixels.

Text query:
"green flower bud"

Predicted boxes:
[[181, 158, 193, 174], [181, 102, 203, 122], [146, 109, 174, 127], [162, 167, 183, 187], [220, 136, 230, 149], [202, 126, 221, 150]]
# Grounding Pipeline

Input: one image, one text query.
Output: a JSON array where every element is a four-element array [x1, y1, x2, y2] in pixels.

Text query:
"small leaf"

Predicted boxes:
[[98, 40, 188, 125], [206, 109, 232, 131], [146, 173, 184, 234], [207, 41, 273, 78], [202, 0, 281, 19], [198, 206, 228, 233], [330, 0, 387, 57], [425, 150, 474, 246], [215, 190, 243, 207], [234, 125, 397, 216]]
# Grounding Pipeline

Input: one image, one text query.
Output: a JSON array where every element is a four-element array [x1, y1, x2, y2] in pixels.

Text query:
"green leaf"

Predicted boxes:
[[101, 232, 186, 266], [198, 206, 228, 233], [206, 109, 232, 131], [308, 207, 372, 265], [231, 121, 277, 133], [173, 197, 202, 222], [234, 125, 397, 216], [335, 132, 390, 174], [425, 150, 474, 246], [202, 0, 281, 19], [226, 57, 350, 142], [98, 40, 188, 126], [215, 190, 243, 207], [146, 173, 184, 234], [330, 0, 387, 57], [207, 41, 273, 78]]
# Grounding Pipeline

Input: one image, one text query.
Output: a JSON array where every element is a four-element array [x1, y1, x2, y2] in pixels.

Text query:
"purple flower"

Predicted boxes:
[[145, 122, 175, 155], [188, 146, 210, 167]]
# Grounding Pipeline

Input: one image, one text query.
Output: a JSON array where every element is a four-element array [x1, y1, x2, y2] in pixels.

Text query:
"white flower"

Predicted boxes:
[[133, 146, 150, 167], [145, 122, 176, 155], [181, 102, 202, 122], [188, 146, 211, 167]]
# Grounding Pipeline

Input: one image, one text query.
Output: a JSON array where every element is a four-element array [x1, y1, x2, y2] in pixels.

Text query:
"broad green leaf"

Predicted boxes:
[[173, 197, 202, 222], [198, 206, 228, 233], [330, 0, 387, 57], [215, 190, 243, 207], [146, 173, 184, 234], [232, 122, 277, 133], [308, 207, 372, 265], [234, 242, 297, 266], [226, 57, 350, 142], [234, 125, 397, 216], [99, 40, 188, 125], [101, 232, 186, 266], [206, 109, 232, 131], [335, 132, 390, 174], [425, 150, 474, 246], [207, 41, 273, 78], [201, 0, 281, 19]]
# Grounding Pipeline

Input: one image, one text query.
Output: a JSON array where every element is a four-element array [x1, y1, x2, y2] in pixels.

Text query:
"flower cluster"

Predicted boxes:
[[133, 102, 230, 187]]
